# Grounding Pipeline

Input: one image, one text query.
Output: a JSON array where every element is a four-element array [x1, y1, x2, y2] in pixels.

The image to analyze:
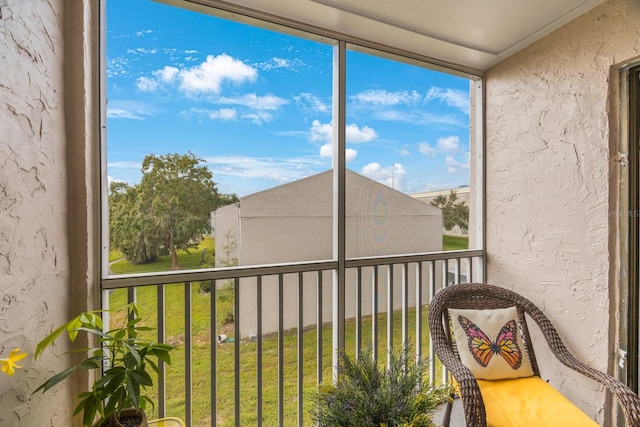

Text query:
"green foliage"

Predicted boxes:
[[33, 303, 175, 427], [430, 190, 469, 234], [443, 235, 469, 251], [109, 152, 239, 269], [311, 347, 451, 427], [109, 181, 159, 264]]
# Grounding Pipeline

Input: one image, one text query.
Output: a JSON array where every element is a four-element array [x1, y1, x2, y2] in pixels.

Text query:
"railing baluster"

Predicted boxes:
[[355, 266, 362, 357], [127, 286, 136, 305], [278, 273, 284, 427], [234, 277, 241, 426], [184, 281, 192, 427], [298, 272, 304, 427], [415, 262, 422, 364], [386, 264, 393, 360], [256, 276, 263, 427], [372, 266, 379, 363], [402, 263, 409, 355], [156, 284, 166, 418], [317, 271, 323, 385], [211, 280, 217, 427], [429, 261, 436, 385], [442, 259, 449, 288]]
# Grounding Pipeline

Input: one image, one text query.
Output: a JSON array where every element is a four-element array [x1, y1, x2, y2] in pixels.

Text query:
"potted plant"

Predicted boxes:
[[33, 302, 175, 427], [310, 346, 451, 427]]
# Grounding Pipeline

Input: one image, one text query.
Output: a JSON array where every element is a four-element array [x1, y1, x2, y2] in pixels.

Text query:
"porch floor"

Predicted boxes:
[[434, 397, 464, 426]]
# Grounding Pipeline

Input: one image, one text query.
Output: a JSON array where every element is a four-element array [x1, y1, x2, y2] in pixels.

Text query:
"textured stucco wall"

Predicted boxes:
[[485, 0, 640, 423], [0, 0, 96, 425]]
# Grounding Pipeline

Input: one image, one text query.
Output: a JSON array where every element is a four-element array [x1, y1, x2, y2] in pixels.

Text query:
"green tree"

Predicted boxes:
[[109, 152, 238, 269], [109, 181, 159, 264], [430, 190, 469, 234]]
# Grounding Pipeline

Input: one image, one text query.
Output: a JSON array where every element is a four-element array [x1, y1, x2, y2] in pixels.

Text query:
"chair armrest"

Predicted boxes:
[[553, 348, 640, 426], [531, 308, 640, 426], [429, 313, 488, 427]]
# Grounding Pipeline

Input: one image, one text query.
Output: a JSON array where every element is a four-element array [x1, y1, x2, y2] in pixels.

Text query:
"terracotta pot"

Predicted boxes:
[[95, 409, 148, 427]]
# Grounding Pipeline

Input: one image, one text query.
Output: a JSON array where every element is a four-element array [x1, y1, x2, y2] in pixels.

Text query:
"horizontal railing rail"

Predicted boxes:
[[101, 249, 484, 426]]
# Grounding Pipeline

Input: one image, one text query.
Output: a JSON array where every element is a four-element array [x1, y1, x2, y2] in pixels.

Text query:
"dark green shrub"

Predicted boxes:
[[311, 346, 451, 427]]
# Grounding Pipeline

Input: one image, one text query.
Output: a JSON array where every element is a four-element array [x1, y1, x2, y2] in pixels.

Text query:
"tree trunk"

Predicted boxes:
[[170, 244, 179, 270]]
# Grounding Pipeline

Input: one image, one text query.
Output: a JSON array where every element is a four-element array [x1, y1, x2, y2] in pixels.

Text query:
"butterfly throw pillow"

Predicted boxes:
[[449, 306, 534, 380]]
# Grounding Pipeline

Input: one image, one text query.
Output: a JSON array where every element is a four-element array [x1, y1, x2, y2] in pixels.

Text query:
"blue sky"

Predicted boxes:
[[106, 0, 471, 197]]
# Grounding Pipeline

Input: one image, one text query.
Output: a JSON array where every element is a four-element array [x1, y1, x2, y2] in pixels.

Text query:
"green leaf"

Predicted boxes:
[[152, 348, 173, 364], [130, 369, 153, 387], [77, 355, 103, 370], [124, 345, 142, 367], [126, 376, 140, 408], [146, 358, 160, 376], [33, 366, 78, 394], [34, 321, 74, 359]]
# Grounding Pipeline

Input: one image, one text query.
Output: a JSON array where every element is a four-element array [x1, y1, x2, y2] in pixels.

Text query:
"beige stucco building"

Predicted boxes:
[[2, 0, 640, 425], [213, 170, 443, 336]]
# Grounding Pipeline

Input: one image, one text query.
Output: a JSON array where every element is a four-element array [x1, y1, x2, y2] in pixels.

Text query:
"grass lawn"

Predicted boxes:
[[108, 237, 446, 426], [443, 234, 469, 251]]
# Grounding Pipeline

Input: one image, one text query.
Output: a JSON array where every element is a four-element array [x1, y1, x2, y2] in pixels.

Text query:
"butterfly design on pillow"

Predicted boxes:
[[457, 315, 523, 370]]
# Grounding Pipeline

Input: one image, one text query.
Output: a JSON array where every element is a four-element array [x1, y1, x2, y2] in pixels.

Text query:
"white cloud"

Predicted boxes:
[[319, 143, 332, 157], [215, 94, 288, 124], [397, 147, 410, 157], [107, 100, 156, 120], [135, 29, 153, 37], [256, 57, 304, 71], [126, 47, 157, 55], [426, 87, 469, 115], [309, 120, 375, 161], [351, 89, 422, 106], [137, 66, 179, 91], [294, 93, 329, 113], [179, 54, 257, 93], [371, 109, 464, 127], [182, 107, 237, 121], [361, 162, 406, 190], [418, 142, 437, 156], [437, 136, 461, 153], [216, 93, 287, 110], [180, 94, 287, 125], [136, 77, 157, 92], [156, 66, 180, 82], [210, 108, 237, 120], [107, 57, 130, 78], [319, 143, 357, 162], [137, 54, 257, 94], [309, 120, 377, 144], [445, 155, 470, 174], [202, 154, 325, 189], [309, 120, 333, 143], [241, 111, 275, 126], [346, 123, 377, 143]]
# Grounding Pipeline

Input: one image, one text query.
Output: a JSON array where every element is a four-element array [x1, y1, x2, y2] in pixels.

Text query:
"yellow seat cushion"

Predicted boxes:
[[476, 376, 599, 426]]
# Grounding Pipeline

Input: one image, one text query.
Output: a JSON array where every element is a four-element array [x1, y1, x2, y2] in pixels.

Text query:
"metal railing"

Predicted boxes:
[[101, 249, 483, 426]]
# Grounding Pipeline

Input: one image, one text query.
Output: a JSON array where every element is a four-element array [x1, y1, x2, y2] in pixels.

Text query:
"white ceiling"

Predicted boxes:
[[185, 0, 605, 73]]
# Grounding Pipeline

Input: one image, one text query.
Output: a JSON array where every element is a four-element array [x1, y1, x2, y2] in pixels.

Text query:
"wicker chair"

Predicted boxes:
[[428, 282, 640, 427]]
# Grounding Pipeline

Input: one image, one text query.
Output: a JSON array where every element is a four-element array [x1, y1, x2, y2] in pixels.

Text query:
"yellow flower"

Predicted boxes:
[[1, 348, 27, 377]]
